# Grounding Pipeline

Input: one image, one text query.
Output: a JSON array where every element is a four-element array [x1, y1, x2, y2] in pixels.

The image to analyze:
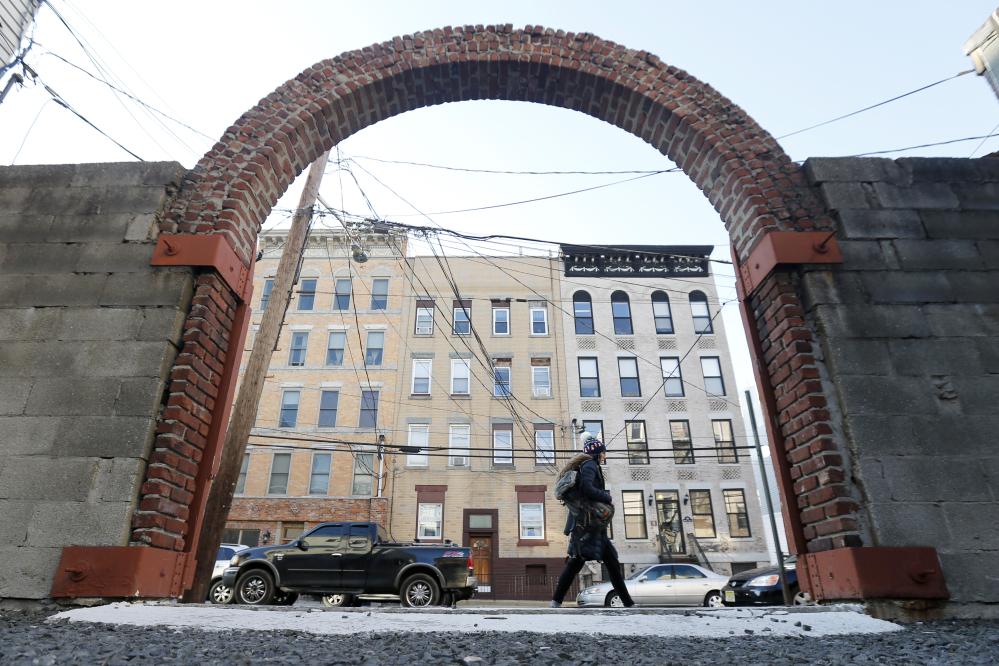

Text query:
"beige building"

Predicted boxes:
[[223, 226, 407, 547]]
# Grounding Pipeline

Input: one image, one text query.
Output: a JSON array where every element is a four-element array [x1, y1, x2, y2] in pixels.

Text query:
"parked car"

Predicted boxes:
[[576, 563, 729, 607], [721, 556, 807, 606], [208, 543, 250, 604], [221, 521, 477, 607]]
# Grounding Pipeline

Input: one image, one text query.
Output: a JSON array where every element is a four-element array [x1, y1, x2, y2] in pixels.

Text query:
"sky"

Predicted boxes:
[[3, 0, 997, 436]]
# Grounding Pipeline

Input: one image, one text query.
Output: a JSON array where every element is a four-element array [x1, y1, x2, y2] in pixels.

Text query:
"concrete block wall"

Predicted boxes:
[[800, 157, 999, 604], [0, 162, 191, 599]]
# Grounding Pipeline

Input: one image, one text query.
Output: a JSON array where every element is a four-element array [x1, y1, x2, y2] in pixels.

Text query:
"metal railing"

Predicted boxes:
[[473, 573, 579, 602]]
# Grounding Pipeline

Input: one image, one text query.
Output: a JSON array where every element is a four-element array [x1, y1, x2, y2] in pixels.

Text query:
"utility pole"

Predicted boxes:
[[183, 151, 330, 603], [745, 389, 793, 606]]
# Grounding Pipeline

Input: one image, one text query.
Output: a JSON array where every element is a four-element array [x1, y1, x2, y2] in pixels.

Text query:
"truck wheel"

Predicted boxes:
[[208, 579, 234, 604], [401, 574, 440, 608], [235, 569, 276, 605], [322, 593, 355, 608], [439, 592, 454, 607]]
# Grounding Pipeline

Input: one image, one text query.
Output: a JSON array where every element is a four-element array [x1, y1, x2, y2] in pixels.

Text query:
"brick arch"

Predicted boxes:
[[133, 25, 855, 570]]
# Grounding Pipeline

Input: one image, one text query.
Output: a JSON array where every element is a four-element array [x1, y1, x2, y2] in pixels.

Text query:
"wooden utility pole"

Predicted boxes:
[[183, 151, 330, 603]]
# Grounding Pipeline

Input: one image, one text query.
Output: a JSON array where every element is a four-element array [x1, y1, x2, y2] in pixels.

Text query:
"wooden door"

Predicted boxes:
[[471, 536, 492, 592]]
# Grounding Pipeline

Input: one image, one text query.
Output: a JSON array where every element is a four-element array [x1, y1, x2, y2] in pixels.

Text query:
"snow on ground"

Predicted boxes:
[[50, 603, 902, 639]]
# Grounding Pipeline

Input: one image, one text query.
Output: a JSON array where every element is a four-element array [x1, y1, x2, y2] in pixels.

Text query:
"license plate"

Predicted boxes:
[[724, 591, 735, 602]]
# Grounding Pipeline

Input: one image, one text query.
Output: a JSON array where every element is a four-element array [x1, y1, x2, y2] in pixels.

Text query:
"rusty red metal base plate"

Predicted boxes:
[[50, 547, 193, 599], [801, 547, 949, 601]]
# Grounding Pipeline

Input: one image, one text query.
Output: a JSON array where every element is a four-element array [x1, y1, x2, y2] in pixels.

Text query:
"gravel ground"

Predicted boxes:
[[1, 609, 997, 665]]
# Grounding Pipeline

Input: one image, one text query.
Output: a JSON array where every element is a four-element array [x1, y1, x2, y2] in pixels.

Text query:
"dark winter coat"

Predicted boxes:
[[562, 453, 618, 562]]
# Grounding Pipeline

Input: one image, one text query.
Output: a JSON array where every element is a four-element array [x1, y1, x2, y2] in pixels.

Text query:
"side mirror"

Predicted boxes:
[[296, 539, 307, 550], [637, 575, 648, 582]]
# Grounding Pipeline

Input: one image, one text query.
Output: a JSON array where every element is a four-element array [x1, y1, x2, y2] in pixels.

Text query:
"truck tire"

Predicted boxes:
[[235, 569, 276, 605], [272, 591, 299, 606], [400, 573, 441, 608], [322, 593, 355, 608]]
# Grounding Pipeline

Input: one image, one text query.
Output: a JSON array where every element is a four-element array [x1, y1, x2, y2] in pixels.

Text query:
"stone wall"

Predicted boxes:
[[0, 162, 190, 598], [799, 157, 999, 604]]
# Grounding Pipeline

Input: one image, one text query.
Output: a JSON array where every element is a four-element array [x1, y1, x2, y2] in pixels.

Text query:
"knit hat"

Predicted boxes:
[[583, 437, 606, 457]]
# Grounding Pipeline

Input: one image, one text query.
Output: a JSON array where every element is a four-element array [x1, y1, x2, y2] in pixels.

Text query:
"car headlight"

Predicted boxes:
[[746, 574, 780, 587], [582, 587, 602, 595], [230, 555, 241, 566]]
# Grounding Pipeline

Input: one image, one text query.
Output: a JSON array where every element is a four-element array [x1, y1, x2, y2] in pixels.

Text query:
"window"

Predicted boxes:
[[352, 453, 375, 495], [493, 366, 511, 397], [493, 427, 513, 465], [519, 503, 545, 539], [532, 366, 551, 397], [297, 279, 316, 310], [412, 360, 432, 395], [492, 306, 510, 335], [370, 279, 389, 310], [235, 453, 250, 494], [689, 291, 713, 334], [449, 425, 470, 466], [268, 453, 291, 494], [260, 279, 274, 310], [418, 503, 442, 538], [618, 357, 641, 397], [318, 390, 338, 427], [359, 390, 379, 427], [701, 357, 725, 395], [674, 565, 706, 580], [626, 420, 649, 465], [280, 522, 305, 544], [530, 307, 548, 335], [671, 420, 694, 464], [713, 420, 737, 464], [415, 303, 434, 335], [365, 331, 384, 365], [535, 429, 555, 466], [279, 390, 300, 428], [451, 359, 470, 395], [611, 291, 633, 335], [581, 420, 603, 449], [222, 529, 260, 547], [309, 453, 331, 494], [690, 490, 716, 538], [661, 357, 684, 397], [724, 489, 751, 537], [453, 301, 471, 335], [347, 523, 369, 548], [578, 358, 600, 397], [655, 491, 685, 554], [288, 332, 309, 366], [334, 279, 351, 310], [326, 332, 346, 366], [652, 291, 673, 334], [573, 291, 594, 334], [407, 425, 429, 467], [622, 490, 647, 539], [303, 524, 341, 548]]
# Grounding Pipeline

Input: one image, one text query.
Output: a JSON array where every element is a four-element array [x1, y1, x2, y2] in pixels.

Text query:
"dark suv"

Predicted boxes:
[[721, 556, 807, 606]]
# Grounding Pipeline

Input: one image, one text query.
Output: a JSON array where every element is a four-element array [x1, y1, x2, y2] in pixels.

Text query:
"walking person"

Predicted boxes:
[[551, 437, 635, 608]]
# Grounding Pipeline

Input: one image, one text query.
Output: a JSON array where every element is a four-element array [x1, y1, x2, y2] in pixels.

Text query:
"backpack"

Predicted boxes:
[[555, 458, 614, 532]]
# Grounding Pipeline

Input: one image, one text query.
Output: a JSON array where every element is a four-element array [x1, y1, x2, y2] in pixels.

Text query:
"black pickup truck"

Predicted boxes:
[[220, 522, 477, 607]]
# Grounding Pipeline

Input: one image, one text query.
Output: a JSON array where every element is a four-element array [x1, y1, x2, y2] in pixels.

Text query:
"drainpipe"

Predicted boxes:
[[377, 433, 385, 498]]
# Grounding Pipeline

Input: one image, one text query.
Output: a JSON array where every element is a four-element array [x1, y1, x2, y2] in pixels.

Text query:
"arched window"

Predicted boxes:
[[611, 291, 633, 335], [573, 291, 594, 335], [651, 291, 673, 334], [689, 291, 712, 334]]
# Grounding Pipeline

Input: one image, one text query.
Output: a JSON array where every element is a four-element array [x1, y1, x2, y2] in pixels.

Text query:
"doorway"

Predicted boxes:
[[471, 536, 493, 593]]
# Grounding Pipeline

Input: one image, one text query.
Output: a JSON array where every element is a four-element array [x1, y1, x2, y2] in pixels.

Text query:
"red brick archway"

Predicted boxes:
[[132, 25, 855, 574]]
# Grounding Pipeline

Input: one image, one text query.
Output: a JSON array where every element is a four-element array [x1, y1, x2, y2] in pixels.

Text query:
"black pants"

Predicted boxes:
[[552, 547, 634, 606]]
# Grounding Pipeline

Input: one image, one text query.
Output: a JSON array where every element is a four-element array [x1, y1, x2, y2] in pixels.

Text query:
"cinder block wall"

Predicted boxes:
[[0, 162, 191, 599], [800, 157, 999, 604]]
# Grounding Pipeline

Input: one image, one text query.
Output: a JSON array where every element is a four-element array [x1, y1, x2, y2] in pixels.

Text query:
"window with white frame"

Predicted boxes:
[[268, 453, 291, 494], [334, 279, 351, 310], [297, 279, 316, 310], [535, 429, 555, 466], [493, 365, 511, 397], [661, 357, 684, 397], [492, 306, 510, 335], [493, 427, 513, 465], [352, 453, 375, 495], [449, 425, 470, 466], [365, 331, 384, 365], [326, 331, 346, 366], [651, 291, 673, 334], [412, 360, 432, 395], [418, 503, 442, 538], [279, 390, 300, 428], [532, 365, 551, 397], [519, 503, 545, 539], [407, 425, 429, 466], [288, 332, 309, 366], [318, 390, 338, 427], [701, 357, 725, 395], [260, 279, 274, 310], [370, 279, 389, 310], [689, 291, 713, 334], [309, 453, 331, 494], [451, 359, 471, 395], [415, 305, 434, 335], [530, 307, 548, 335], [453, 303, 471, 335], [359, 390, 379, 427], [236, 453, 250, 494]]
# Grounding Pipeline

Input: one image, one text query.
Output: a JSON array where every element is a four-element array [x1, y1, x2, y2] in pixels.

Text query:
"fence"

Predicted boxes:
[[473, 574, 579, 602]]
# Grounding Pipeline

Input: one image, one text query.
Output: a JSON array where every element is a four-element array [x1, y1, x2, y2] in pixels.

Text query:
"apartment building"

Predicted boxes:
[[557, 245, 768, 577], [389, 255, 573, 598], [223, 226, 406, 548]]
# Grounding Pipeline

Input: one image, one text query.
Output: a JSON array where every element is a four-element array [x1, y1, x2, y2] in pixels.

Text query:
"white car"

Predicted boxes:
[[208, 543, 250, 604], [576, 563, 729, 607]]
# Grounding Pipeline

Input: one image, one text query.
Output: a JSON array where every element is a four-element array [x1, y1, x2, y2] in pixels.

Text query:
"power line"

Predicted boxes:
[[854, 132, 999, 157], [344, 155, 670, 176]]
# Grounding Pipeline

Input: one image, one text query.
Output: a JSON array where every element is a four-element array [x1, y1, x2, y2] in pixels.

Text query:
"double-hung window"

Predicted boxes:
[[370, 279, 389, 310], [418, 503, 442, 539], [365, 331, 384, 365], [724, 489, 751, 537], [532, 365, 551, 397], [318, 390, 338, 427], [493, 426, 513, 465], [236, 453, 250, 494], [622, 490, 647, 539], [573, 291, 594, 334], [288, 332, 309, 366], [661, 357, 684, 397], [626, 420, 649, 465], [359, 391, 379, 427], [297, 279, 316, 310], [618, 357, 641, 397], [453, 301, 471, 335], [713, 420, 737, 463], [493, 364, 511, 397], [690, 490, 717, 538], [519, 503, 545, 539], [492, 305, 510, 335], [652, 291, 673, 334], [268, 453, 291, 494], [530, 307, 548, 335], [670, 420, 694, 464], [578, 358, 600, 397], [260, 279, 274, 310], [334, 279, 351, 310], [406, 425, 429, 467], [581, 421, 603, 449], [689, 291, 713, 334], [326, 332, 346, 366], [701, 357, 725, 395], [279, 390, 300, 428], [535, 428, 555, 466], [451, 359, 470, 395], [412, 360, 432, 395], [309, 453, 331, 494], [611, 291, 633, 335], [352, 453, 375, 495], [415, 302, 434, 335], [449, 425, 470, 466]]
